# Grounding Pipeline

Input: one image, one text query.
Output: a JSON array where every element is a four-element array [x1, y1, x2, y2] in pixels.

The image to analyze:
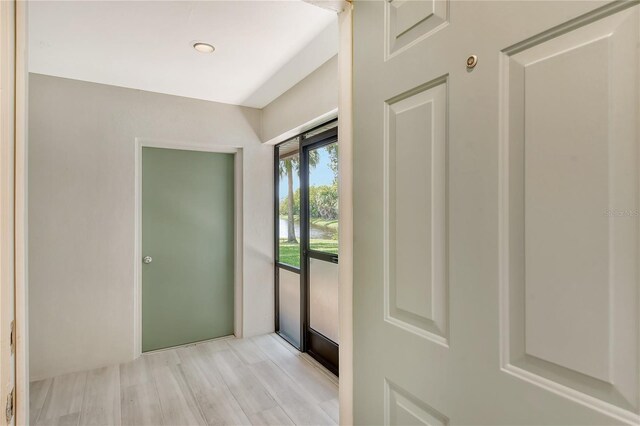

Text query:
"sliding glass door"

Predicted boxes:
[[275, 137, 302, 348], [301, 130, 339, 374], [274, 121, 339, 374]]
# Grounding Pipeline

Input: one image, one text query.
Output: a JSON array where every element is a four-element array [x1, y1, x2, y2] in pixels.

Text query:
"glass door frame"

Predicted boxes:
[[301, 127, 339, 375], [273, 137, 303, 350], [273, 119, 339, 374]]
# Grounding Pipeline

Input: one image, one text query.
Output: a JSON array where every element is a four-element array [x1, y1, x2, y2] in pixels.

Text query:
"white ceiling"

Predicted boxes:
[[29, 1, 338, 108]]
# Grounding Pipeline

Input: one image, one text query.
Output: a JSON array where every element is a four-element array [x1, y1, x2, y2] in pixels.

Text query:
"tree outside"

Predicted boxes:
[[278, 143, 338, 268], [278, 150, 319, 243]]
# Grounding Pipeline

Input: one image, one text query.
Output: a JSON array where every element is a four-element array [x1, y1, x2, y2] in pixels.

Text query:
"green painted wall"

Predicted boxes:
[[142, 147, 235, 352]]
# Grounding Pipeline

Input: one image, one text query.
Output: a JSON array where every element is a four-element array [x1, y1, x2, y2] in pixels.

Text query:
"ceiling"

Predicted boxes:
[[29, 1, 338, 108]]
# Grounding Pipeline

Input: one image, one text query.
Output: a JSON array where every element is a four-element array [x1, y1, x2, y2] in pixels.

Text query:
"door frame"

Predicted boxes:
[[2, 0, 28, 423], [273, 120, 338, 351], [133, 138, 244, 357], [337, 3, 354, 424], [273, 139, 304, 350], [301, 128, 340, 375]]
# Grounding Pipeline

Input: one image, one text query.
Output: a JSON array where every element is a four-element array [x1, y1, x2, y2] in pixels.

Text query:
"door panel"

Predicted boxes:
[[385, 379, 448, 426], [354, 0, 640, 424], [309, 257, 340, 343], [386, 76, 448, 346], [502, 3, 640, 414], [142, 147, 234, 352], [302, 135, 340, 374], [275, 137, 303, 349], [386, 0, 449, 59], [278, 267, 302, 347]]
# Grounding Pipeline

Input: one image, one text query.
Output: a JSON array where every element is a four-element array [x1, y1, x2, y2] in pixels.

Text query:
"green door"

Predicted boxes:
[[142, 147, 235, 352]]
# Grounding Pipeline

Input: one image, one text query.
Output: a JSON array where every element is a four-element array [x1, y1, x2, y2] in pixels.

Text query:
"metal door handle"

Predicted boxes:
[[143, 256, 153, 264]]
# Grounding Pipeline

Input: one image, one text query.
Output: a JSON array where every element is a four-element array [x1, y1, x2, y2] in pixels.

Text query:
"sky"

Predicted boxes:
[[278, 146, 335, 201]]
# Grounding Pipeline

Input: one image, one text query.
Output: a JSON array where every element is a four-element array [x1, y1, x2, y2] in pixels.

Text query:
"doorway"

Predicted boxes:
[[275, 121, 339, 375], [139, 144, 237, 352]]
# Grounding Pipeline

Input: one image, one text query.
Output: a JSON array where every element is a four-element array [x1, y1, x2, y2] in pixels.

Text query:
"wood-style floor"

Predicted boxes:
[[30, 333, 339, 426]]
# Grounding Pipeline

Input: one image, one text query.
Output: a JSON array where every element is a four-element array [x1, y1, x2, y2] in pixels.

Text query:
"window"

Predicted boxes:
[[277, 137, 301, 268], [306, 141, 339, 254]]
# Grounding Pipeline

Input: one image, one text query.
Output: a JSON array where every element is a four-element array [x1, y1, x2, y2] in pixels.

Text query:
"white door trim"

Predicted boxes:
[[14, 0, 28, 423], [133, 138, 244, 358], [1, 0, 29, 423], [337, 4, 353, 425]]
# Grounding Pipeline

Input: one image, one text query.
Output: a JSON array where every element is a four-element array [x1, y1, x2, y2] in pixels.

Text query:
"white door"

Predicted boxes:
[[353, 0, 640, 424]]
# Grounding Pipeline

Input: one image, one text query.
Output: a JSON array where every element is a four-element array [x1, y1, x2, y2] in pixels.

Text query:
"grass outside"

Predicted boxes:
[[278, 239, 338, 268], [280, 215, 339, 232], [309, 218, 338, 231]]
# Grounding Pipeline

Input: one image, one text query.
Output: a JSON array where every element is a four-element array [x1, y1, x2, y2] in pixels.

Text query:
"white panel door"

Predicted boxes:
[[353, 0, 640, 424]]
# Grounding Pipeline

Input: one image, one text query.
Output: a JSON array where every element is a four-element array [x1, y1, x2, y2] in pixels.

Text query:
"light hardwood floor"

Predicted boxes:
[[30, 334, 339, 426]]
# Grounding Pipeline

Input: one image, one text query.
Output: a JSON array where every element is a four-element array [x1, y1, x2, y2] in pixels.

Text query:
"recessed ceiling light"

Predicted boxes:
[[193, 42, 215, 54]]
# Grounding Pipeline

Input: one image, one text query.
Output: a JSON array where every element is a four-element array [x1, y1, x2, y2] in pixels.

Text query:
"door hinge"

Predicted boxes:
[[9, 320, 15, 354], [5, 388, 14, 422]]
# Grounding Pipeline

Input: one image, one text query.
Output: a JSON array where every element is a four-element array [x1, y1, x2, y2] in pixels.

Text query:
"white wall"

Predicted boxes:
[[28, 73, 274, 380], [261, 55, 338, 144]]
